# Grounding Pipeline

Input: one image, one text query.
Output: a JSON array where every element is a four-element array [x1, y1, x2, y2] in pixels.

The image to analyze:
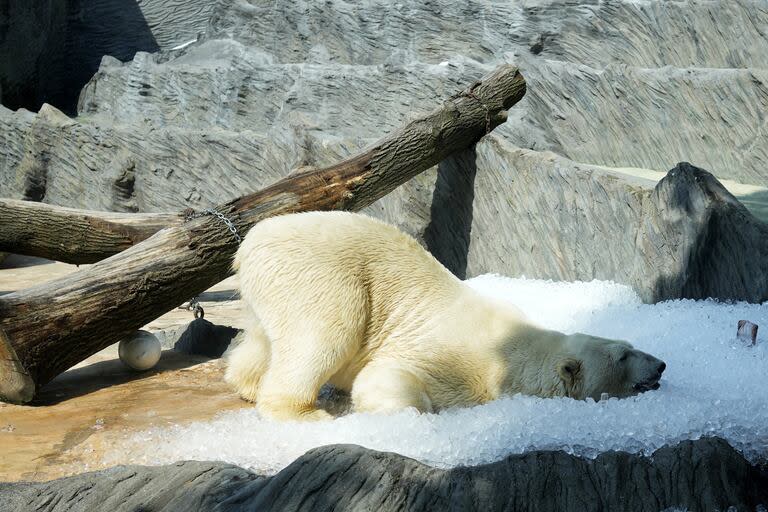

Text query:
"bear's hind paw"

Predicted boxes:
[[258, 403, 334, 422]]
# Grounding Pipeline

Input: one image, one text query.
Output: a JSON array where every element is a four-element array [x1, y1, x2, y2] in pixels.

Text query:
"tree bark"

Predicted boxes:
[[0, 199, 182, 264], [0, 64, 526, 403]]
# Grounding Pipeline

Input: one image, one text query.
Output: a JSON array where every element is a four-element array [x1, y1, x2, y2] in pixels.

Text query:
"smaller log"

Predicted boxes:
[[0, 327, 34, 403], [0, 199, 181, 264]]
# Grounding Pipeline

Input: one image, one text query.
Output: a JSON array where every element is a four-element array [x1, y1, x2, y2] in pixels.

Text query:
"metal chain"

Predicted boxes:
[[179, 296, 205, 319], [179, 207, 240, 319], [184, 207, 242, 243], [464, 80, 492, 135]]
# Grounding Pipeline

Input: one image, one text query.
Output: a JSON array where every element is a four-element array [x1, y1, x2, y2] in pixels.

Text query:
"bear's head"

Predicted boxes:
[[556, 334, 666, 400]]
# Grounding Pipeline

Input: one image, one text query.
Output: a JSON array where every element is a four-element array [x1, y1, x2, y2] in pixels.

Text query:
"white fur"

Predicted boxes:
[[227, 211, 664, 421]]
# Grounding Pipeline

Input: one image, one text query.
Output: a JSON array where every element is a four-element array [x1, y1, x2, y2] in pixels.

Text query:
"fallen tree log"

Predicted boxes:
[[0, 199, 181, 264], [0, 64, 526, 403]]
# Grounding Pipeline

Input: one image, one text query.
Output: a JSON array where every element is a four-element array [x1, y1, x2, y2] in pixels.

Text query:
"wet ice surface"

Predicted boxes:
[[104, 275, 768, 473]]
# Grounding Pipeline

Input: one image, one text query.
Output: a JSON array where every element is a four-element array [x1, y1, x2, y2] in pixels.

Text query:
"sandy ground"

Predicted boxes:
[[0, 255, 250, 482]]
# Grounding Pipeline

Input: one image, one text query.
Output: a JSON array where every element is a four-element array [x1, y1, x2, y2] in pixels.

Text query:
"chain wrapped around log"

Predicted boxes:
[[0, 64, 526, 403]]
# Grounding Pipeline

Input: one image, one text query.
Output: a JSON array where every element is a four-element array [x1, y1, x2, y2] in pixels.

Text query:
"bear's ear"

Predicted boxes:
[[557, 358, 583, 388]]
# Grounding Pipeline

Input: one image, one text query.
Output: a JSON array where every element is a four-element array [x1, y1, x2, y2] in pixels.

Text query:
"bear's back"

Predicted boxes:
[[236, 212, 449, 275], [235, 211, 464, 309]]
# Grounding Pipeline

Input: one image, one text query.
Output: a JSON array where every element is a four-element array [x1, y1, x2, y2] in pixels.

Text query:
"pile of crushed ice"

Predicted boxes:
[[104, 275, 768, 473]]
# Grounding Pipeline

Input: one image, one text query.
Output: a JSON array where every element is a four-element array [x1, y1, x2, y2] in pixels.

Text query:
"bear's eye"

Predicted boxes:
[[619, 353, 629, 362]]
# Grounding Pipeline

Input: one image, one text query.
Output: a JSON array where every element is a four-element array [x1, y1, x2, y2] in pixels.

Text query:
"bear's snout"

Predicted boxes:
[[632, 354, 665, 392]]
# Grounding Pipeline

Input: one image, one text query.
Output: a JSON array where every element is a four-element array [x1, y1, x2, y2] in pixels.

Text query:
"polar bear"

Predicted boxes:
[[226, 211, 665, 421]]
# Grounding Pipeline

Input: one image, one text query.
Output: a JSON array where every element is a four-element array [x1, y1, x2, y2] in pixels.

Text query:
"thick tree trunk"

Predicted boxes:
[[0, 199, 181, 264], [0, 64, 525, 403]]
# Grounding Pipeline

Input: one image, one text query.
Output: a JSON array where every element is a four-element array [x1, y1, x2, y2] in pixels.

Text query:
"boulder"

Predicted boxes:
[[1, 438, 765, 512], [459, 151, 768, 303], [172, 318, 240, 358]]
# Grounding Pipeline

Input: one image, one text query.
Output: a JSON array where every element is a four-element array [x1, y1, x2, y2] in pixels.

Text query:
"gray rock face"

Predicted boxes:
[[1, 438, 766, 511], [1, 98, 766, 303], [77, 47, 481, 138], [0, 102, 307, 210], [203, 0, 768, 185], [76, 48, 768, 185], [0, 461, 260, 512], [207, 0, 768, 69]]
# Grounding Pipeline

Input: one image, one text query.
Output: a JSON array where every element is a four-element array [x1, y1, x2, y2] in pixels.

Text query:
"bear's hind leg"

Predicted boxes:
[[351, 363, 433, 414], [224, 319, 270, 402], [246, 267, 368, 421], [256, 333, 358, 421]]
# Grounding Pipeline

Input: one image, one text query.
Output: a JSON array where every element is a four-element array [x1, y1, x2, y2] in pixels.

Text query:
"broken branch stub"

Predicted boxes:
[[0, 64, 525, 403]]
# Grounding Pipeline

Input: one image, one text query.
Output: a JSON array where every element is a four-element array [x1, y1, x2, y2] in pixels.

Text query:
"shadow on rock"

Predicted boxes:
[[173, 318, 240, 358], [424, 146, 477, 280], [0, 1, 159, 114]]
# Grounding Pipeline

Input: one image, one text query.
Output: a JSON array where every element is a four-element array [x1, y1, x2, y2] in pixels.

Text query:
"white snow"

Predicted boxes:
[[103, 275, 768, 473]]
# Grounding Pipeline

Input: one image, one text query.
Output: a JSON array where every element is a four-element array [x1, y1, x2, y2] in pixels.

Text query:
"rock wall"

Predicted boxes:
[[2, 97, 765, 302], [74, 47, 768, 187], [206, 0, 768, 69], [1, 438, 766, 512], [201, 0, 768, 184], [1, 0, 767, 303], [460, 150, 768, 302]]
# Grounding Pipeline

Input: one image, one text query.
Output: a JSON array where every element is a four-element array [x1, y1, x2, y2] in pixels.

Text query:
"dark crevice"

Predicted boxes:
[[0, 0, 159, 114], [112, 161, 139, 212], [20, 155, 49, 202]]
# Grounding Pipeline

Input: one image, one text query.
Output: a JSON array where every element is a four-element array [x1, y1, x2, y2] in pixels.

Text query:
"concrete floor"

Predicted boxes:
[[0, 255, 250, 482]]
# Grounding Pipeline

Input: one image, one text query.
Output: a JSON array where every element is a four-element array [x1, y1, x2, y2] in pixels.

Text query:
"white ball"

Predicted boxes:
[[118, 330, 162, 371]]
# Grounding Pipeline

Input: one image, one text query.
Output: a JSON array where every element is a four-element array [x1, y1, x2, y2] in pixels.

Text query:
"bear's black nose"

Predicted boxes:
[[658, 362, 666, 374]]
